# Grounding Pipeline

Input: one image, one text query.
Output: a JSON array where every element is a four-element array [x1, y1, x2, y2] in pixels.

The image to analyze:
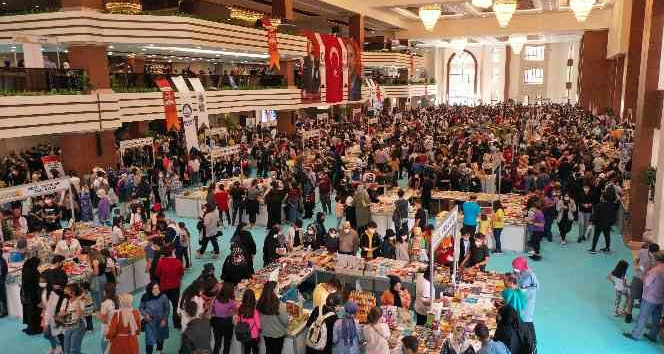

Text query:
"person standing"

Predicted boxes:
[[625, 241, 660, 323], [245, 180, 261, 227], [380, 275, 411, 309], [106, 293, 140, 354], [230, 181, 246, 226], [414, 269, 432, 326], [257, 281, 290, 354], [211, 282, 237, 354], [492, 201, 505, 254], [575, 184, 594, 242], [462, 195, 481, 234], [305, 293, 341, 354], [588, 193, 617, 254], [20, 257, 42, 334], [332, 302, 361, 354], [99, 283, 120, 354], [353, 186, 371, 231], [338, 221, 359, 255], [236, 289, 261, 354], [624, 251, 664, 342], [214, 183, 232, 227], [318, 173, 332, 215], [363, 307, 390, 354], [555, 192, 576, 245], [359, 221, 382, 260], [197, 203, 221, 258], [140, 282, 170, 354], [155, 245, 184, 329], [474, 323, 511, 354], [512, 257, 539, 350], [527, 201, 545, 261], [61, 283, 86, 354]]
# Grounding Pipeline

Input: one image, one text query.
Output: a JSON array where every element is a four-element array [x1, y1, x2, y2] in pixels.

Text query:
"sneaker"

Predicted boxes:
[[561, 241, 567, 245], [493, 250, 504, 255], [600, 248, 611, 253], [588, 249, 597, 254], [623, 333, 637, 341]]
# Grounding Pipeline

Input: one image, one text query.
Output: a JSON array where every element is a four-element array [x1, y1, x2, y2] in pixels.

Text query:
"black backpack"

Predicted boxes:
[[234, 319, 253, 343]]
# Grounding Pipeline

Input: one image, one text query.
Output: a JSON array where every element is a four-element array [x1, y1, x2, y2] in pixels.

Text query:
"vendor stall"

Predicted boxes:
[[119, 137, 154, 168]]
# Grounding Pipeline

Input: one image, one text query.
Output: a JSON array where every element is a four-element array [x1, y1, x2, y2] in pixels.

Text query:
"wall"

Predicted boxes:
[[578, 30, 612, 113], [607, 0, 633, 58]]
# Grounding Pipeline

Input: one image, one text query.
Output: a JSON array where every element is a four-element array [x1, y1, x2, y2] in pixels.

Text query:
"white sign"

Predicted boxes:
[[119, 137, 154, 151], [316, 113, 329, 121], [0, 178, 71, 204], [41, 156, 65, 179], [188, 78, 210, 129], [210, 145, 242, 158], [432, 207, 458, 250], [205, 127, 228, 137], [182, 103, 200, 151]]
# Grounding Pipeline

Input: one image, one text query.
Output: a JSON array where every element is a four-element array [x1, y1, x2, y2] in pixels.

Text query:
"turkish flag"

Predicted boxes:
[[320, 34, 343, 103]]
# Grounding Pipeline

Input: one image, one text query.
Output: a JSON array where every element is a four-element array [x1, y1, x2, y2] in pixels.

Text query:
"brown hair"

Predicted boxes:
[[367, 306, 382, 324], [256, 281, 280, 316], [238, 289, 256, 318]]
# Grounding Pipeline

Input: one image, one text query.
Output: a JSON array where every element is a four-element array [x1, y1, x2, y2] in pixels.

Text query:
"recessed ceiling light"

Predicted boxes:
[[196, 46, 202, 49], [143, 45, 268, 59], [141, 48, 147, 51], [64, 50, 69, 53], [148, 44, 154, 47], [10, 46, 16, 49], [107, 52, 113, 55], [108, 45, 115, 49]]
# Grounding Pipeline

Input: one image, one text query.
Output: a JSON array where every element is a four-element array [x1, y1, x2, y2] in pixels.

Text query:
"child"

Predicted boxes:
[[80, 281, 95, 331], [478, 213, 491, 239], [335, 195, 345, 228], [608, 259, 629, 316], [178, 221, 191, 268]]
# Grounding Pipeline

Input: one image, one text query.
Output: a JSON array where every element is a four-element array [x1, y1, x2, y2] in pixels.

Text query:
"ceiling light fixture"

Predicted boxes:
[[569, 0, 595, 22], [471, 0, 493, 9], [143, 45, 269, 59], [451, 38, 468, 55], [104, 1, 142, 14], [419, 4, 442, 32], [494, 0, 517, 27], [508, 34, 527, 54]]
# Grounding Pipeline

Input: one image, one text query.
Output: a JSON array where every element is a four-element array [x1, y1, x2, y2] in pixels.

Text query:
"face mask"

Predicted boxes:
[[513, 268, 521, 274], [344, 228, 350, 233], [39, 282, 47, 288], [564, 197, 570, 201], [152, 289, 160, 296], [475, 242, 482, 247]]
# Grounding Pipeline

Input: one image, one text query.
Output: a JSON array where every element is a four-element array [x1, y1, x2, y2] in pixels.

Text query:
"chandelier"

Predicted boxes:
[[508, 35, 527, 54], [569, 0, 595, 22], [493, 0, 517, 27], [451, 38, 468, 55], [105, 1, 142, 14], [472, 0, 493, 9], [419, 4, 442, 31]]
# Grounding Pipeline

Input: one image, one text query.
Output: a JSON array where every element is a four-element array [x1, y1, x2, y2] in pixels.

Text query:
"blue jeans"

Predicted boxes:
[[43, 325, 60, 349], [493, 228, 503, 252], [64, 321, 86, 354], [632, 299, 663, 339]]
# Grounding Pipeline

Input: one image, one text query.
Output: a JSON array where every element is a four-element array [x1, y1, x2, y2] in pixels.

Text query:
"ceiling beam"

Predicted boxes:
[[397, 7, 611, 39]]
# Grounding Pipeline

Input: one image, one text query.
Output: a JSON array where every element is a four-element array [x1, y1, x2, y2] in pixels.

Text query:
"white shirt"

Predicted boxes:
[[414, 274, 431, 315], [100, 298, 117, 335], [54, 238, 82, 258], [178, 295, 205, 331], [111, 226, 124, 245], [363, 322, 390, 354]]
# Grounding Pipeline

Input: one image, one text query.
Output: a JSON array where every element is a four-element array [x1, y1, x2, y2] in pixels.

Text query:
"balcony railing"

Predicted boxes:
[[0, 1, 61, 16], [0, 68, 88, 95], [370, 77, 435, 86], [110, 73, 287, 93]]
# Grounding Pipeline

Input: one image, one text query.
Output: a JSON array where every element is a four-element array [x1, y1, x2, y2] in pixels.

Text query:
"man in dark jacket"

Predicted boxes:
[[588, 192, 617, 254]]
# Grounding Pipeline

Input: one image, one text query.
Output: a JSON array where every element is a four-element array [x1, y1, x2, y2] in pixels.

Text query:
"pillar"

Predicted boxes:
[[60, 0, 104, 10], [622, 0, 647, 120], [276, 110, 295, 134], [504, 47, 511, 102], [578, 30, 611, 112], [349, 14, 365, 47], [630, 0, 664, 241], [60, 131, 119, 177], [272, 0, 294, 21], [279, 60, 295, 87], [67, 45, 110, 91]]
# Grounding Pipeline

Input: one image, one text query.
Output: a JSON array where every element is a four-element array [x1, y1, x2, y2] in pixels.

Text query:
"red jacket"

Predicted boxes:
[[214, 191, 230, 211], [155, 257, 184, 291]]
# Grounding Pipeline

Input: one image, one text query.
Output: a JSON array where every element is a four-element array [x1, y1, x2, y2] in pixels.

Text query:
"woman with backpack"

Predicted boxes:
[[332, 301, 361, 354], [234, 289, 261, 354], [306, 293, 342, 354], [257, 281, 290, 354], [212, 282, 237, 354]]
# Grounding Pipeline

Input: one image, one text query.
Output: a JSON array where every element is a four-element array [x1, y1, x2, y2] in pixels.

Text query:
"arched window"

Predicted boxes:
[[447, 50, 477, 105]]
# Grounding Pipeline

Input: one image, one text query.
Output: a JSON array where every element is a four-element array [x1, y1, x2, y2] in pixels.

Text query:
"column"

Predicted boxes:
[[60, 131, 119, 177], [67, 45, 111, 91], [60, 0, 104, 10], [630, 0, 664, 241], [654, 114, 664, 245], [272, 0, 294, 21], [279, 60, 295, 87], [504, 46, 511, 102], [578, 30, 611, 112], [622, 0, 647, 120], [349, 14, 365, 47]]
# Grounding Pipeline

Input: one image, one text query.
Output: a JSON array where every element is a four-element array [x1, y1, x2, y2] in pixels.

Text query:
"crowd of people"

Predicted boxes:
[[0, 101, 655, 354]]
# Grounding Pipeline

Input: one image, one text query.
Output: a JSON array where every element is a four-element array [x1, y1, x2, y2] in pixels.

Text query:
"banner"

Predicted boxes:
[[182, 103, 199, 152], [155, 78, 179, 130], [320, 34, 344, 103], [119, 137, 153, 151], [302, 129, 320, 139], [41, 156, 65, 179], [343, 38, 362, 101], [0, 178, 71, 204], [352, 108, 362, 121], [316, 113, 329, 122], [210, 145, 242, 158], [188, 78, 210, 129], [300, 31, 321, 103], [262, 17, 280, 71]]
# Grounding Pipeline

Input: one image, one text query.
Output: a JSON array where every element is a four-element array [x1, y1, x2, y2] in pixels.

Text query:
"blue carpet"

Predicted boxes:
[[1, 203, 661, 354]]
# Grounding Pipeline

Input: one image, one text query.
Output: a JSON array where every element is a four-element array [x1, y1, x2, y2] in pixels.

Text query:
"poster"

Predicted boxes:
[[320, 34, 344, 103], [182, 103, 199, 152], [343, 38, 362, 101], [300, 31, 321, 103], [188, 78, 210, 129], [262, 17, 280, 70], [41, 156, 65, 179], [0, 178, 71, 204], [352, 108, 362, 122], [154, 78, 180, 130]]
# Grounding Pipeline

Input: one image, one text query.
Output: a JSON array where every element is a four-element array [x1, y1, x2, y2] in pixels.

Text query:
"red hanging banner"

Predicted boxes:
[[154, 78, 180, 130], [262, 17, 280, 71], [320, 34, 343, 103]]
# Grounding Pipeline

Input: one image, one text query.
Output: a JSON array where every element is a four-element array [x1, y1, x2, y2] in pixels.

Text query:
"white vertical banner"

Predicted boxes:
[[181, 103, 199, 152], [339, 37, 348, 102], [187, 77, 210, 129]]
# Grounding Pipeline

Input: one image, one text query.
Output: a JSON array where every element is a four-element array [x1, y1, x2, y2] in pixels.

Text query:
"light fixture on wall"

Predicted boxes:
[[419, 4, 442, 31], [508, 35, 527, 54], [471, 0, 493, 9], [451, 38, 468, 55], [493, 0, 517, 27], [569, 0, 595, 22], [105, 1, 142, 14]]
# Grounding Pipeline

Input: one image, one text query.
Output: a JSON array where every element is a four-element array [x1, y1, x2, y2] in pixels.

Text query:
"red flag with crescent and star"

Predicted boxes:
[[320, 34, 343, 103]]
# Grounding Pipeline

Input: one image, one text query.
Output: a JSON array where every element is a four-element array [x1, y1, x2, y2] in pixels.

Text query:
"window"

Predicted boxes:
[[447, 50, 477, 105], [524, 68, 544, 85], [524, 45, 545, 61]]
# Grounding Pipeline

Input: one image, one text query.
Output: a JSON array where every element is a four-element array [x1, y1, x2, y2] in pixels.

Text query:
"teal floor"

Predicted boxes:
[[3, 203, 662, 354]]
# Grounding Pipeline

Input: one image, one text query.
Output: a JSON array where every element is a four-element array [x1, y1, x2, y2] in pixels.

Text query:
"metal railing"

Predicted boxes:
[[110, 73, 287, 92], [0, 68, 88, 95]]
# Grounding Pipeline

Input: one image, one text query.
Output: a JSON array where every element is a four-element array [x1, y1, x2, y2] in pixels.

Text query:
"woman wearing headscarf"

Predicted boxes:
[[139, 282, 170, 354], [106, 293, 141, 354], [263, 225, 286, 266], [493, 305, 534, 354], [501, 273, 527, 319], [332, 301, 361, 354], [380, 275, 411, 309], [352, 185, 371, 230], [232, 223, 257, 274], [221, 243, 253, 285], [21, 257, 42, 335]]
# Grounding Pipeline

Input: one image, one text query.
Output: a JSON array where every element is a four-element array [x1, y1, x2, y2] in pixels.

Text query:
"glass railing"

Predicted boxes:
[[0, 68, 88, 95], [0, 0, 61, 16], [110, 73, 287, 93]]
